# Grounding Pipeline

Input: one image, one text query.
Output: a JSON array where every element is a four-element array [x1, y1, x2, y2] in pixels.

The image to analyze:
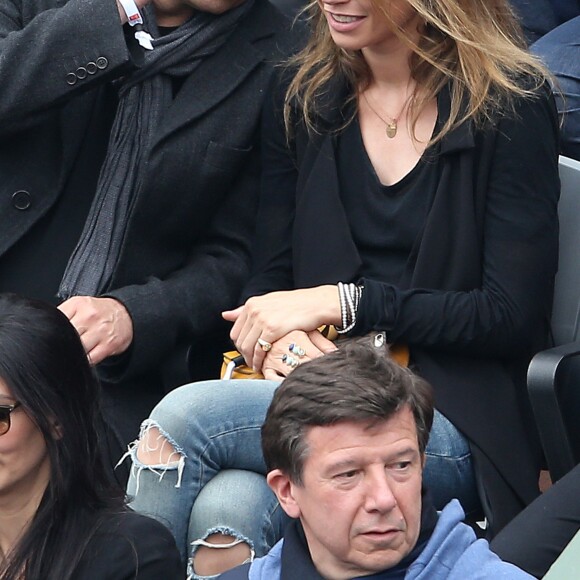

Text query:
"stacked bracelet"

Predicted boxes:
[[336, 282, 363, 334]]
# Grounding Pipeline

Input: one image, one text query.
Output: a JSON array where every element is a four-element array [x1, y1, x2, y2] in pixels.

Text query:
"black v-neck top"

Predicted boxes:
[[337, 116, 441, 285]]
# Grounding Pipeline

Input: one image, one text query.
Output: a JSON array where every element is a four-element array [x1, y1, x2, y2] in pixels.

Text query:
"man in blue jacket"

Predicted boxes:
[[511, 0, 580, 160], [219, 337, 533, 579]]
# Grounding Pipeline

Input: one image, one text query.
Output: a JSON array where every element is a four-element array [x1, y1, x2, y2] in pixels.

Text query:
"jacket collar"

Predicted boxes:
[[436, 83, 475, 155]]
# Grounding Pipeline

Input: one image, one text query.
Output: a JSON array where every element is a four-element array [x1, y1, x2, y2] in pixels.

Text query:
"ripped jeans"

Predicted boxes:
[[126, 379, 480, 579]]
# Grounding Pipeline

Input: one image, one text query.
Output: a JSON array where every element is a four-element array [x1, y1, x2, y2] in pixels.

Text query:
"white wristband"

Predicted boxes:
[[118, 0, 143, 26], [117, 0, 155, 50]]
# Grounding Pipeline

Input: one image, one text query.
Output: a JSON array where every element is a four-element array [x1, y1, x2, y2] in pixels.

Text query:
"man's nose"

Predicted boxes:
[[364, 471, 398, 513]]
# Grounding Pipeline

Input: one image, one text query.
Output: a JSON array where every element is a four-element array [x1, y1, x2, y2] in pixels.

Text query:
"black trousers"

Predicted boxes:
[[490, 463, 580, 578]]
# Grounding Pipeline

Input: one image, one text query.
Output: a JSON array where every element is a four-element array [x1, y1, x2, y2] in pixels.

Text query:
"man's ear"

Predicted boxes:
[[267, 469, 301, 519]]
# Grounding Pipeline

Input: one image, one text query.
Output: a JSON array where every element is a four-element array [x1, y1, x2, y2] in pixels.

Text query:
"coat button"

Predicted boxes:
[[76, 66, 87, 80], [66, 72, 77, 85], [96, 57, 109, 70], [11, 190, 31, 210], [86, 62, 97, 75]]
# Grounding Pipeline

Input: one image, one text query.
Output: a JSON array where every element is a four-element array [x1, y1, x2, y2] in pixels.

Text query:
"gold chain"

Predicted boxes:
[[361, 88, 414, 139]]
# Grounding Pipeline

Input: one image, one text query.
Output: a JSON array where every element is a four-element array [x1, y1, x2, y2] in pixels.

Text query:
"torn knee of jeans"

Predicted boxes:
[[189, 528, 255, 578], [120, 419, 186, 492]]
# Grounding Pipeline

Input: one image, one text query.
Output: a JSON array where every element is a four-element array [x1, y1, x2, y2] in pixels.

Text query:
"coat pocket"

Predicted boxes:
[[203, 140, 252, 172]]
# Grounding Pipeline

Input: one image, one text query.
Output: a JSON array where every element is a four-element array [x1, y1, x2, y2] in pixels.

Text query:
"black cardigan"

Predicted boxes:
[[244, 74, 560, 534]]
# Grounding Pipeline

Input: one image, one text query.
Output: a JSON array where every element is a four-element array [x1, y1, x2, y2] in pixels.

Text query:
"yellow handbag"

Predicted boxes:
[[221, 350, 263, 380]]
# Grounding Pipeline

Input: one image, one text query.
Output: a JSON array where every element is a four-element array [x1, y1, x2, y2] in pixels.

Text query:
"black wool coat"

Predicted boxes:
[[0, 0, 304, 457]]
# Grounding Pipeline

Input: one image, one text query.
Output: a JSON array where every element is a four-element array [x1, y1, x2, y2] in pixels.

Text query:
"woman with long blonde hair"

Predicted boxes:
[[127, 0, 560, 577]]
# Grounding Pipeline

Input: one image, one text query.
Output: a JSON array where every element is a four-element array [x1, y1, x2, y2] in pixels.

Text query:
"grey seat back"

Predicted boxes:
[[526, 156, 580, 481], [552, 155, 580, 346]]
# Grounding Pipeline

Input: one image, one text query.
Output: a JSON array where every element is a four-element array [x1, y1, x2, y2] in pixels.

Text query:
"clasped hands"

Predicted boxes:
[[58, 296, 133, 366], [59, 286, 340, 373], [222, 286, 342, 378]]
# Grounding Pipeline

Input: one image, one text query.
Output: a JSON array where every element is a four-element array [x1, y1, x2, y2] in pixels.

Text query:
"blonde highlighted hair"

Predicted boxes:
[[285, 0, 550, 142]]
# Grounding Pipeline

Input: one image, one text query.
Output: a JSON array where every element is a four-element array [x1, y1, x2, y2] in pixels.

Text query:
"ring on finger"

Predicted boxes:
[[257, 338, 272, 352], [282, 354, 300, 368], [288, 343, 305, 358]]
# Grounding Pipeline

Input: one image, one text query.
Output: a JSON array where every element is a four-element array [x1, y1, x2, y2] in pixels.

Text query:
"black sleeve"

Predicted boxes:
[[73, 512, 184, 580], [240, 70, 298, 300], [0, 0, 137, 136]]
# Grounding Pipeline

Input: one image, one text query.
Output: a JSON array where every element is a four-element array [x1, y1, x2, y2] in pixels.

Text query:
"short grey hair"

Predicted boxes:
[[261, 335, 434, 484]]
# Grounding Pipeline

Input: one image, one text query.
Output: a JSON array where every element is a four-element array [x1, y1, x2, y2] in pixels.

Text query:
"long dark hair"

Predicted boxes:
[[0, 293, 125, 579]]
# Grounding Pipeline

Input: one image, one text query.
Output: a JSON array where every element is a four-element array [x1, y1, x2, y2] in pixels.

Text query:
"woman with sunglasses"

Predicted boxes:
[[0, 293, 182, 579], [127, 0, 560, 576]]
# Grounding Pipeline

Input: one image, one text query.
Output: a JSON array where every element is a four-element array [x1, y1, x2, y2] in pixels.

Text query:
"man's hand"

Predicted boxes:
[[58, 296, 134, 365]]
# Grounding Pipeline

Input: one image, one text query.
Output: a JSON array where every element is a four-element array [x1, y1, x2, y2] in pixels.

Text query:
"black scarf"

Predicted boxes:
[[59, 0, 254, 299]]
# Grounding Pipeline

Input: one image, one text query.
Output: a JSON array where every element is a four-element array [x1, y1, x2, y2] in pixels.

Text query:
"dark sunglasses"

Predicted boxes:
[[0, 403, 20, 436]]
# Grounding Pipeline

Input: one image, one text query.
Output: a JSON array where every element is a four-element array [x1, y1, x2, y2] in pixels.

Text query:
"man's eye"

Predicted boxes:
[[337, 470, 358, 479], [392, 461, 411, 470]]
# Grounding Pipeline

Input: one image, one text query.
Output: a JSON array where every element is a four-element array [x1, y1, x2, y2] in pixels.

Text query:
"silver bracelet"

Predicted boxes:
[[336, 282, 363, 334]]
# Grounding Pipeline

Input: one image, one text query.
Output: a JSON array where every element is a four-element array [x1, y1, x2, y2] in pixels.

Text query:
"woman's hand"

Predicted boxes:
[[261, 330, 337, 381], [222, 286, 341, 371]]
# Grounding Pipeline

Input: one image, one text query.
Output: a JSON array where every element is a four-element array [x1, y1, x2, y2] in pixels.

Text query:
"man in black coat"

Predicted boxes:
[[0, 0, 302, 479]]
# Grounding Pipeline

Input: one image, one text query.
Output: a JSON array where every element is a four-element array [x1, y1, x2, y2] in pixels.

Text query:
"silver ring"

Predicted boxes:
[[289, 343, 305, 358], [257, 338, 272, 352], [282, 354, 300, 368]]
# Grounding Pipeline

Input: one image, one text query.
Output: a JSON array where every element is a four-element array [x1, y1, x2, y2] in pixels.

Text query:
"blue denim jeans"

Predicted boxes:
[[126, 379, 479, 579]]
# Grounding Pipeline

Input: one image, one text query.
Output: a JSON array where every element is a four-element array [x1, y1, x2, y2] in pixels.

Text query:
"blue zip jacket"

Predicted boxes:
[[220, 500, 534, 580]]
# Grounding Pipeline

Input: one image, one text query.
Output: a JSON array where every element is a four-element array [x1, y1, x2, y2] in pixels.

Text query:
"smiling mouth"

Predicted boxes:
[[330, 13, 362, 24]]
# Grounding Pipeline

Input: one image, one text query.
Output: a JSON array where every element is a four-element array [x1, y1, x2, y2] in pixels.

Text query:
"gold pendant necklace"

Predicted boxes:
[[385, 121, 398, 138], [362, 88, 414, 139]]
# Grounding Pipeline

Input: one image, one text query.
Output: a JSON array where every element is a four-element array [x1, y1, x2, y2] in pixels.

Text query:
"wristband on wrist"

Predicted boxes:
[[117, 0, 155, 50], [336, 282, 363, 334]]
